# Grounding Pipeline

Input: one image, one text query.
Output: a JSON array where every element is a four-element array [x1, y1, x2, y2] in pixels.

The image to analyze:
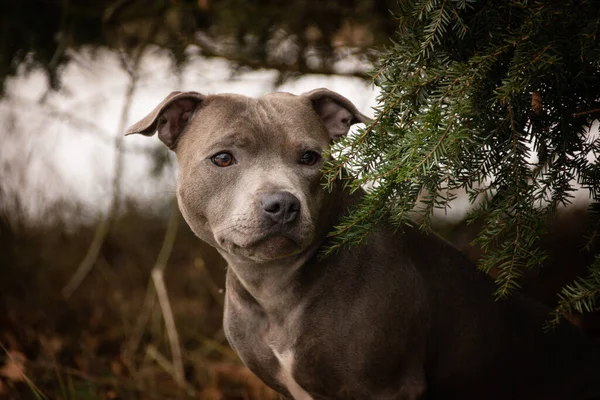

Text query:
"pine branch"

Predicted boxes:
[[553, 258, 600, 321], [326, 0, 600, 307]]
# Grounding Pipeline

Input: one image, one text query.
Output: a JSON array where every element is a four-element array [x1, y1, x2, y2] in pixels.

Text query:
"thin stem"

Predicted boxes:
[[62, 36, 153, 299]]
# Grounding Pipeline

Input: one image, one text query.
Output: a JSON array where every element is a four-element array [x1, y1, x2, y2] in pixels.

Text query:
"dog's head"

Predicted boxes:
[[126, 89, 369, 263]]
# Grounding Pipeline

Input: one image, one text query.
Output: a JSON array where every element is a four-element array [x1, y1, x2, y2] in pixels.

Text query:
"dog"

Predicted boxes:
[[126, 88, 600, 399]]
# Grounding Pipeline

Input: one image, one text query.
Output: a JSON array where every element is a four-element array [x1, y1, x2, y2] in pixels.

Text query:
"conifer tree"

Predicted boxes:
[[324, 0, 600, 320]]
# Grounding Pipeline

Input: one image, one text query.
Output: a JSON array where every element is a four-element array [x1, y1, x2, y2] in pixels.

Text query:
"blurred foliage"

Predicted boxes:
[[324, 0, 600, 319], [1, 0, 399, 93]]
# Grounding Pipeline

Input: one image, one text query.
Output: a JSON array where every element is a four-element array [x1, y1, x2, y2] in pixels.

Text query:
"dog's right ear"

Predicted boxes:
[[125, 91, 205, 150]]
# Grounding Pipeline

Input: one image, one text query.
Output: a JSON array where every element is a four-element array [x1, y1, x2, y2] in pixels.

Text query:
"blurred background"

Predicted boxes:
[[0, 1, 383, 399], [0, 1, 598, 399]]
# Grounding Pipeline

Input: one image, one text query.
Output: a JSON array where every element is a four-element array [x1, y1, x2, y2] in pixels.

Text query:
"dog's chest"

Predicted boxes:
[[271, 348, 314, 400], [224, 290, 314, 399], [267, 312, 314, 400]]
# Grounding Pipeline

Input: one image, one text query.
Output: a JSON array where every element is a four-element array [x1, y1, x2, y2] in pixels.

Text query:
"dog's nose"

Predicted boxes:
[[261, 191, 301, 225]]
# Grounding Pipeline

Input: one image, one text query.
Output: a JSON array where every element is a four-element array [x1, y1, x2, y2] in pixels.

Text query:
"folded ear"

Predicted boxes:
[[302, 88, 372, 141], [125, 91, 206, 150]]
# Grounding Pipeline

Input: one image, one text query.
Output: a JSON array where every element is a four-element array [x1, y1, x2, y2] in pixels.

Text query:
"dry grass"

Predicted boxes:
[[0, 208, 279, 400]]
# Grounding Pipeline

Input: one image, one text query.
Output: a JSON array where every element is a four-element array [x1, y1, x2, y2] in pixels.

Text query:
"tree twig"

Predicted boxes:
[[124, 278, 158, 365], [194, 257, 224, 308], [145, 344, 195, 395], [125, 200, 190, 393], [150, 208, 187, 390], [187, 34, 371, 80], [572, 108, 600, 117], [125, 199, 178, 359], [62, 36, 151, 299]]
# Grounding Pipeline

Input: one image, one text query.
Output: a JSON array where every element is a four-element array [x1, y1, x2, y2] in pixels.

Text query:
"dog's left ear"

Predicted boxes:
[[303, 88, 372, 141]]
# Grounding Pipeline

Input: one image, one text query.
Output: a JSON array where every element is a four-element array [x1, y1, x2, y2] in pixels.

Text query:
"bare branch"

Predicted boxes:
[[62, 30, 154, 299], [124, 201, 191, 393]]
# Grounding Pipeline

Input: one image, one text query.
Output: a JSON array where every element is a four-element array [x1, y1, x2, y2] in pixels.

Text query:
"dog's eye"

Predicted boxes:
[[299, 151, 321, 166], [211, 152, 235, 167]]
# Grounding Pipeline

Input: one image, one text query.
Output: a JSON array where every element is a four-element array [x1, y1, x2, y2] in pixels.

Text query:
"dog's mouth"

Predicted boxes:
[[239, 233, 305, 260], [251, 234, 301, 257], [218, 228, 312, 262]]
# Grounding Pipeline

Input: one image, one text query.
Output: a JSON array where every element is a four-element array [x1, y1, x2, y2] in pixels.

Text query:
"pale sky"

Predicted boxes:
[[0, 46, 378, 226]]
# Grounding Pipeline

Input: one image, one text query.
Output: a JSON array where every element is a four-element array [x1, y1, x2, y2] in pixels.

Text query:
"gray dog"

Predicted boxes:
[[126, 88, 600, 399]]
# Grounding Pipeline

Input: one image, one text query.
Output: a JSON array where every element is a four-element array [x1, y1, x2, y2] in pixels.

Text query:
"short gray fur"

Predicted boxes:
[[127, 88, 600, 400]]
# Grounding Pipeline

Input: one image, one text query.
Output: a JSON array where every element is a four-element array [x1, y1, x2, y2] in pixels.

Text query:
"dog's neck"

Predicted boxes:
[[222, 243, 319, 317]]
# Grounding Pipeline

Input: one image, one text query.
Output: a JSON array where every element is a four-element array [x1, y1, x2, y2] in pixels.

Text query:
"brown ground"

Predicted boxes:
[[0, 209, 279, 400], [2, 204, 599, 400]]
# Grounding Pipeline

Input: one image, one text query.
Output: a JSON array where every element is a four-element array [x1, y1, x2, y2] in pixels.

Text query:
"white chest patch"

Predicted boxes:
[[272, 348, 314, 400]]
